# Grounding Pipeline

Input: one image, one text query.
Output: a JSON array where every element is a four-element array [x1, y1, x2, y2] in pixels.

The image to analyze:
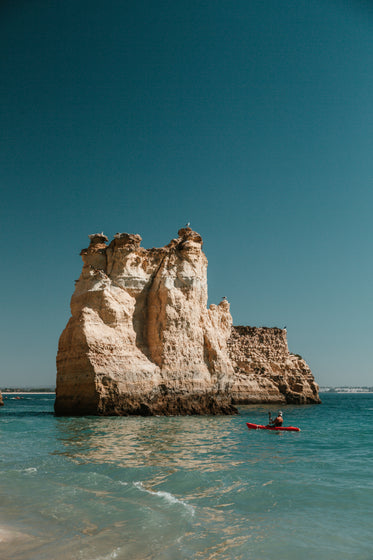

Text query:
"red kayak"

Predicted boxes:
[[246, 422, 301, 432]]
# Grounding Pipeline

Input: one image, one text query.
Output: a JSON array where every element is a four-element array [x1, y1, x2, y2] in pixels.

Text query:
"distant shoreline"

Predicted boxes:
[[320, 391, 373, 394], [319, 389, 373, 394], [3, 392, 55, 395]]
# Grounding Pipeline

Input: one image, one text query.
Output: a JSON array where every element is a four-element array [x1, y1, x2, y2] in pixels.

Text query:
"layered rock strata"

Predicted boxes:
[[55, 228, 320, 416], [228, 326, 320, 404], [55, 228, 236, 415]]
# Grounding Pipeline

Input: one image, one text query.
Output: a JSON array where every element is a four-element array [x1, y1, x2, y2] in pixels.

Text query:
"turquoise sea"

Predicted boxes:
[[0, 393, 372, 560]]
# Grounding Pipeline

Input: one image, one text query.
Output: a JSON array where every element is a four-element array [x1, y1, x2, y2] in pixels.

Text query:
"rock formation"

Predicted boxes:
[[55, 228, 236, 415], [55, 228, 320, 416], [228, 327, 320, 404], [0, 391, 3, 406]]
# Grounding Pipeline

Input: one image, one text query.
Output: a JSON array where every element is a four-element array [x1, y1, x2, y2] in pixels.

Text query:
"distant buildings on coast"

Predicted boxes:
[[320, 386, 373, 393], [1, 387, 55, 393]]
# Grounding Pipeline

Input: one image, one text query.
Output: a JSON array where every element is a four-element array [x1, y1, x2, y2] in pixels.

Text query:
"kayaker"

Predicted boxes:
[[268, 411, 284, 427], [273, 411, 283, 427]]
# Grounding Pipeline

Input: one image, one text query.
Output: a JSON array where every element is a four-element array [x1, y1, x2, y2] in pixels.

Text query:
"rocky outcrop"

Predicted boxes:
[[0, 391, 3, 406], [55, 228, 320, 416], [55, 228, 236, 415], [228, 326, 320, 404]]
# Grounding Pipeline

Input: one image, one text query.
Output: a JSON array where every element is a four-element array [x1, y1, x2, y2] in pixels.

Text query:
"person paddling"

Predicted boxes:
[[268, 411, 284, 427]]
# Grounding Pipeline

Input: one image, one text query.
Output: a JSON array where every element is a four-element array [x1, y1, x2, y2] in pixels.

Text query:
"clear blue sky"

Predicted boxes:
[[1, 0, 372, 388]]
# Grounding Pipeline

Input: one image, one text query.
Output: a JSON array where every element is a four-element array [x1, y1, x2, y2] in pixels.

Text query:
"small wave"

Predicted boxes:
[[94, 547, 121, 560], [18, 467, 38, 474], [133, 481, 195, 515]]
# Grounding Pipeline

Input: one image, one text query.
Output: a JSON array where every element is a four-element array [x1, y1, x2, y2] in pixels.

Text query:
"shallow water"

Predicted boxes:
[[0, 393, 372, 559]]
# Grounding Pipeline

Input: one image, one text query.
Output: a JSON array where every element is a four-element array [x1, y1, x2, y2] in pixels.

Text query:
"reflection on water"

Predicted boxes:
[[55, 415, 244, 472], [49, 413, 264, 560]]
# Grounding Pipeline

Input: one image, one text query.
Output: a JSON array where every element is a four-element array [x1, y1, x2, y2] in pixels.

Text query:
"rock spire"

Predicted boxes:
[[55, 228, 236, 415]]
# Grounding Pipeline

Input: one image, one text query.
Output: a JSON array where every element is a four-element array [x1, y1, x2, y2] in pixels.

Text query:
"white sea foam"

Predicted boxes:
[[133, 481, 195, 515], [17, 467, 38, 474], [94, 547, 121, 560]]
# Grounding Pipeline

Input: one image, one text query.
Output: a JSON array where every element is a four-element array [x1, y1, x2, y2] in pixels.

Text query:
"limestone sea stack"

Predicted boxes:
[[55, 228, 236, 415], [55, 228, 320, 416]]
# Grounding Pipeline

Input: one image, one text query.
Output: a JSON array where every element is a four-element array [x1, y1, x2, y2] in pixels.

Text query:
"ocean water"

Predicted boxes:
[[0, 393, 372, 560]]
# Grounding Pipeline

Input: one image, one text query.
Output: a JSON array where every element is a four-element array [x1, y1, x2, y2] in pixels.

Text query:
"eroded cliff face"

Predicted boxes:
[[55, 228, 320, 416], [228, 326, 320, 404], [55, 228, 236, 415]]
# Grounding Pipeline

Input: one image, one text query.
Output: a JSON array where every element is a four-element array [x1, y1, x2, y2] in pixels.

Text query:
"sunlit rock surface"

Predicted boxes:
[[55, 229, 320, 416], [228, 326, 320, 404], [55, 228, 236, 415]]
